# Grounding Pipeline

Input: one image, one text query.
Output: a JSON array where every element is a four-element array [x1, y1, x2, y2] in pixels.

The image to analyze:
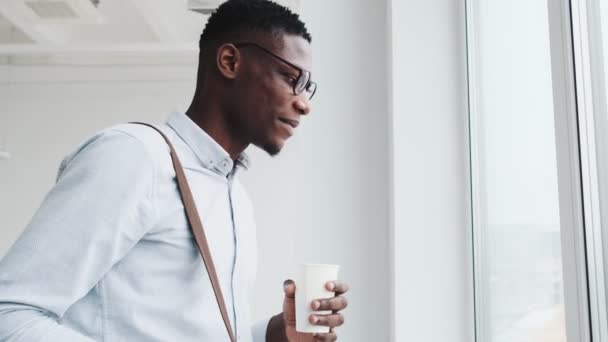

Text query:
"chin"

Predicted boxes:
[[257, 138, 285, 157], [261, 143, 282, 156]]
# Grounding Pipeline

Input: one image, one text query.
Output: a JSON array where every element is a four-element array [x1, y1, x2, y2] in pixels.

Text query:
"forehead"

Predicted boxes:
[[273, 34, 312, 72]]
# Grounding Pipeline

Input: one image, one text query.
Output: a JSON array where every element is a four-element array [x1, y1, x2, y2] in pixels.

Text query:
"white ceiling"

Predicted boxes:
[[0, 0, 204, 64], [0, 0, 210, 45]]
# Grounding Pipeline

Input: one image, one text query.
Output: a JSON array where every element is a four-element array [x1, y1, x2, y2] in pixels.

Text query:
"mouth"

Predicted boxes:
[[278, 117, 300, 129]]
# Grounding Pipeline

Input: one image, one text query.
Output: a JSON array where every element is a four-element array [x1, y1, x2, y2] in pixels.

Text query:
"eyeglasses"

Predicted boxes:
[[234, 42, 317, 100]]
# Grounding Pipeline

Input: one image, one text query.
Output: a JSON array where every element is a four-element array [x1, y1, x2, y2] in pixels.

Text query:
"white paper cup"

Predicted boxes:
[[295, 263, 340, 333]]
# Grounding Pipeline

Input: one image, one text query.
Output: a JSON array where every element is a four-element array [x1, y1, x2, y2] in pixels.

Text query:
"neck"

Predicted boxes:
[[185, 96, 249, 161]]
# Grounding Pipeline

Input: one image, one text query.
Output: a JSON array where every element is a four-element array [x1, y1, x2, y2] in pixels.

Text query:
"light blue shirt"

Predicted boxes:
[[0, 112, 270, 341]]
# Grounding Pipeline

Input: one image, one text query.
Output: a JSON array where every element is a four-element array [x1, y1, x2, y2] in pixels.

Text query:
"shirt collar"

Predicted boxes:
[[166, 112, 250, 177]]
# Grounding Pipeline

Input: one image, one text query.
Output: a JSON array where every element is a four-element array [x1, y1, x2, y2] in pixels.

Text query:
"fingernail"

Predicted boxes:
[[311, 300, 320, 310], [328, 282, 335, 291], [311, 315, 319, 324]]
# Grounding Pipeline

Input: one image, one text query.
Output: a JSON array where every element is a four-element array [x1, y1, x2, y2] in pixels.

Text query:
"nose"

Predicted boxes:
[[293, 95, 311, 115]]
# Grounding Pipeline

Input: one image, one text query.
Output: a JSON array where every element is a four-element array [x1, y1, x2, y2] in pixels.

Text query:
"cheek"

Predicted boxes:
[[243, 73, 293, 136], [256, 81, 289, 118], [260, 72, 293, 103]]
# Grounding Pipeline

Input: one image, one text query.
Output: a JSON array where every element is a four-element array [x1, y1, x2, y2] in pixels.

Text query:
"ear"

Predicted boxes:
[[216, 43, 241, 80]]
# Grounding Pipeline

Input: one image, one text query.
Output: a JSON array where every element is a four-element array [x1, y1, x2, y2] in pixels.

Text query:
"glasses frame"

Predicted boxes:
[[234, 42, 317, 100]]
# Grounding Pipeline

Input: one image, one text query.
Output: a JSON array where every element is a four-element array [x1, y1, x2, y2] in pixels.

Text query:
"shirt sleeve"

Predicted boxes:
[[0, 130, 157, 341], [252, 317, 272, 342]]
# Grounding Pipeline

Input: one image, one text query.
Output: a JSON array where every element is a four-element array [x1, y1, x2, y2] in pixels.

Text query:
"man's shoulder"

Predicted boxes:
[[106, 122, 172, 156], [58, 123, 172, 177]]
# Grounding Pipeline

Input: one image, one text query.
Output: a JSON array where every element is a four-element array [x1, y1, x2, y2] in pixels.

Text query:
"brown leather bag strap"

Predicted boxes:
[[130, 122, 236, 342]]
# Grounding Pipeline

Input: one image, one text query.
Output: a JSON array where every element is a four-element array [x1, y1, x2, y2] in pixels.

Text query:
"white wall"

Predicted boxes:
[[0, 0, 390, 341], [389, 0, 475, 341], [246, 1, 390, 341]]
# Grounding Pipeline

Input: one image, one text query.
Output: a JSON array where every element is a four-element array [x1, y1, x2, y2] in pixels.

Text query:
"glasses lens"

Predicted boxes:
[[307, 82, 317, 100], [295, 71, 310, 95]]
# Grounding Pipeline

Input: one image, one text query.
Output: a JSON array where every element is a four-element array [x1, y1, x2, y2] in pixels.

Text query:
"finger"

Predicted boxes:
[[313, 331, 338, 341], [282, 279, 297, 326], [309, 313, 345, 328], [310, 296, 348, 311], [283, 279, 296, 298], [325, 281, 349, 295]]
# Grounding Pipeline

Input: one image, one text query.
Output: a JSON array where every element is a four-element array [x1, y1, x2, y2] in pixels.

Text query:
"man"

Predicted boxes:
[[0, 0, 349, 341]]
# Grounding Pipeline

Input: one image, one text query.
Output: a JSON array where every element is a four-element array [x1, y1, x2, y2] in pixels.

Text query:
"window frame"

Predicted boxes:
[[563, 0, 608, 340]]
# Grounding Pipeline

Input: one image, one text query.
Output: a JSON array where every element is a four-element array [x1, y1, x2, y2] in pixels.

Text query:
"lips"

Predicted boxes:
[[278, 117, 300, 128]]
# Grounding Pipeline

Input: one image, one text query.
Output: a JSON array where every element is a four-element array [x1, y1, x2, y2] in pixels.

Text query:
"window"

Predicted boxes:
[[466, 1, 567, 341], [467, 0, 608, 341]]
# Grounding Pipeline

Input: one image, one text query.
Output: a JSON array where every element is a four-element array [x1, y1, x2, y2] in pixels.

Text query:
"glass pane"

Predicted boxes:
[[470, 1, 567, 341], [603, 0, 608, 90]]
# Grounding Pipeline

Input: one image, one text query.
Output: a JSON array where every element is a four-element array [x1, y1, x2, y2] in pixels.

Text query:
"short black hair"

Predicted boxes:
[[199, 0, 311, 52]]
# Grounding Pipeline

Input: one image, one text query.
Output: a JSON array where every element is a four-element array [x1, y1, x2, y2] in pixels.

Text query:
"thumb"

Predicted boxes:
[[283, 279, 296, 298], [282, 279, 296, 326]]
